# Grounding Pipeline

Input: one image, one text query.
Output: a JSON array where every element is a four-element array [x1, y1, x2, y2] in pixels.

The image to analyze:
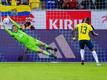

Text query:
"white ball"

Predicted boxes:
[[3, 18, 10, 24]]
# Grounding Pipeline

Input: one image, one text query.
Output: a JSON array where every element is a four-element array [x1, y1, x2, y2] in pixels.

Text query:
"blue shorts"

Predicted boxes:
[[79, 40, 94, 50]]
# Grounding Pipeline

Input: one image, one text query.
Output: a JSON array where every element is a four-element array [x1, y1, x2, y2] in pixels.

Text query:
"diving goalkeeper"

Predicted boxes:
[[0, 17, 57, 59]]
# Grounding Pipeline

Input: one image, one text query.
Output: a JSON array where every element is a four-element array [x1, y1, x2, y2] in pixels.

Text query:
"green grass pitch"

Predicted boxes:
[[0, 62, 107, 80]]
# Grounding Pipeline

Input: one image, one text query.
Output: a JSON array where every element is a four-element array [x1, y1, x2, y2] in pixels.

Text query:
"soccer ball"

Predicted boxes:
[[3, 18, 10, 24]]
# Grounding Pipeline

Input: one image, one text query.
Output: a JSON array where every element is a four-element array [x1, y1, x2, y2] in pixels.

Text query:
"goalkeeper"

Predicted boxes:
[[0, 17, 57, 59]]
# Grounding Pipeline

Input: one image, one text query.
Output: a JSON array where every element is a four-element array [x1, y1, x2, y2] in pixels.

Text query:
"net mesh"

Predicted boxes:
[[0, 0, 107, 62]]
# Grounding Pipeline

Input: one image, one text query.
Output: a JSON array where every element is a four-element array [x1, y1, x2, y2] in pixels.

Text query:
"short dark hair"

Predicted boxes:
[[12, 25, 15, 27], [12, 25, 18, 30], [82, 17, 91, 24]]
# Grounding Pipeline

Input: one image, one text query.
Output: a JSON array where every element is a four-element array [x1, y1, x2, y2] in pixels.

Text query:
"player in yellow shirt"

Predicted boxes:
[[72, 17, 101, 66]]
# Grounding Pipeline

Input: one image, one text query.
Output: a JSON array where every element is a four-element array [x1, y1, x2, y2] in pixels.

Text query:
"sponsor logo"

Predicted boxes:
[[49, 19, 82, 29], [39, 34, 76, 58], [102, 15, 107, 23], [46, 11, 91, 29]]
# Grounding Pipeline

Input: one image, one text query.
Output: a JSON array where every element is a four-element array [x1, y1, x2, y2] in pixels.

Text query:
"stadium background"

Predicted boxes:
[[0, 0, 107, 62]]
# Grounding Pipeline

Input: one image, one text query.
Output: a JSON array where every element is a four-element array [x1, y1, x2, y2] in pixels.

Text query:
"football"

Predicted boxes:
[[3, 18, 10, 24]]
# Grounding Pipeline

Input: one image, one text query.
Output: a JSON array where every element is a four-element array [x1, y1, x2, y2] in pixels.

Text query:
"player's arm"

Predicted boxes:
[[0, 23, 13, 36], [91, 31, 99, 36], [72, 27, 77, 41], [90, 25, 98, 36], [7, 16, 21, 29], [91, 25, 95, 30]]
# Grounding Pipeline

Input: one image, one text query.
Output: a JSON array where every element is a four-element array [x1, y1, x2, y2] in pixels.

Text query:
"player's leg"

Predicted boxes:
[[25, 39, 57, 59], [36, 40, 57, 52], [92, 49, 101, 66], [79, 40, 85, 65], [86, 40, 100, 65], [34, 47, 57, 59]]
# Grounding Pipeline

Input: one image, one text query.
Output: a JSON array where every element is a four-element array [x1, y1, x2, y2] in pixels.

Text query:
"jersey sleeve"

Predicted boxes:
[[89, 25, 93, 31], [91, 25, 95, 30]]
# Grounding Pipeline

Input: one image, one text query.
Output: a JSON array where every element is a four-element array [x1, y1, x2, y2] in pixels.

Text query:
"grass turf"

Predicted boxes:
[[0, 62, 107, 80]]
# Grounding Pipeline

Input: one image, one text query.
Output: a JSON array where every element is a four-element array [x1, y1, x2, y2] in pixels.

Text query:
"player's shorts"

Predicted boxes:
[[79, 40, 94, 50], [25, 39, 42, 52]]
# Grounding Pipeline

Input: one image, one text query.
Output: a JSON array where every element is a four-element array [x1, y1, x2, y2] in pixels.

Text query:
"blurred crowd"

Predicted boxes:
[[41, 0, 107, 9], [1, 0, 29, 5], [0, 0, 107, 9]]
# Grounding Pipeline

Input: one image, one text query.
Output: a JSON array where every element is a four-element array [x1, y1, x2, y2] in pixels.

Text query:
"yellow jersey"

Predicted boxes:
[[77, 23, 93, 40]]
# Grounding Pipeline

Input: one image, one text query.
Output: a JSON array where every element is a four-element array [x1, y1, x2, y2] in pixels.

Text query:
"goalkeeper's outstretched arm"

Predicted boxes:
[[7, 16, 21, 29]]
